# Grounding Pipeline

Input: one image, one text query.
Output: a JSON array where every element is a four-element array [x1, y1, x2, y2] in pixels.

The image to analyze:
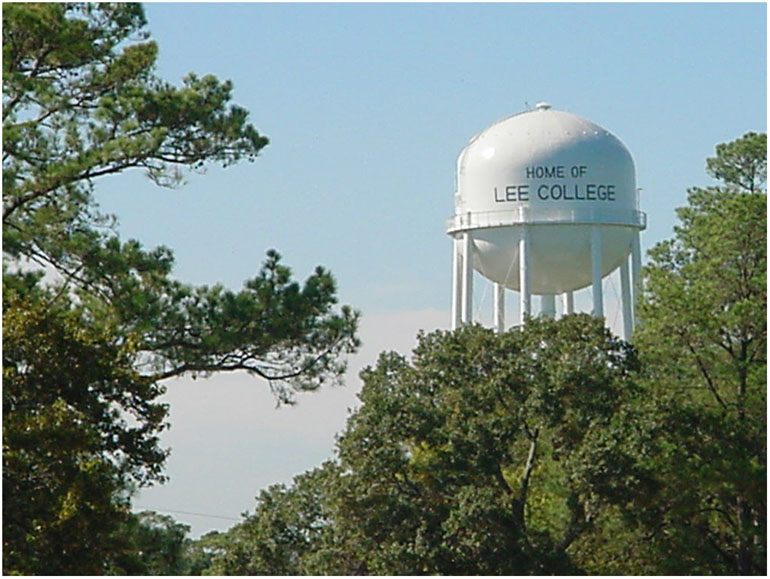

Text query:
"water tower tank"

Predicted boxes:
[[448, 103, 646, 335]]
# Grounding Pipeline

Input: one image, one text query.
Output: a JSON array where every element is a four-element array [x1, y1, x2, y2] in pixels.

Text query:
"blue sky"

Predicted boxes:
[[94, 2, 766, 536]]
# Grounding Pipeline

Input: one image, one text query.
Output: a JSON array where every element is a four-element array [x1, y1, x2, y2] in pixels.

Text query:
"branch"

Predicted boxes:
[[42, 263, 85, 312], [4, 155, 149, 222], [683, 338, 728, 410], [494, 466, 514, 497], [148, 339, 345, 385], [512, 426, 539, 531], [705, 530, 738, 571], [519, 428, 539, 501], [698, 507, 738, 532], [2, 48, 55, 120], [554, 495, 591, 554], [13, 239, 115, 306], [716, 328, 736, 358]]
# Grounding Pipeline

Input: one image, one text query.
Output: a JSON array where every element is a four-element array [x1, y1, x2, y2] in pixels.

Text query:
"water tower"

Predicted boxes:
[[447, 103, 646, 339]]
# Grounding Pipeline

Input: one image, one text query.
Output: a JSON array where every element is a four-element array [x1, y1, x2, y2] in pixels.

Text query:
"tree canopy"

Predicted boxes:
[[201, 316, 648, 574], [190, 131, 766, 576], [2, 2, 359, 398], [2, 3, 359, 574], [106, 511, 196, 575], [631, 131, 766, 574]]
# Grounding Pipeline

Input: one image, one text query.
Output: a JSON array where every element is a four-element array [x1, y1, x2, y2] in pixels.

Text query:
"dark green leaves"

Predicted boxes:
[[141, 250, 360, 401], [187, 133, 765, 576], [706, 131, 767, 193], [193, 317, 643, 575], [2, 3, 358, 573], [633, 132, 767, 575], [325, 317, 637, 575], [2, 289, 168, 575], [3, 3, 268, 225]]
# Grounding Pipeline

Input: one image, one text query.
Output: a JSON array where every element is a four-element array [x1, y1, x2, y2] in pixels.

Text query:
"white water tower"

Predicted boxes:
[[447, 103, 646, 339]]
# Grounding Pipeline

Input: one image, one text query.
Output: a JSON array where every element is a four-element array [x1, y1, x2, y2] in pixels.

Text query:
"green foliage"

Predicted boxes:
[[2, 3, 359, 574], [6, 6, 761, 572], [3, 2, 267, 226], [3, 1, 359, 402], [193, 132, 766, 576], [630, 132, 767, 575], [327, 317, 642, 575], [201, 465, 337, 575], [2, 284, 167, 575], [200, 316, 643, 575], [705, 131, 766, 193], [106, 511, 194, 575]]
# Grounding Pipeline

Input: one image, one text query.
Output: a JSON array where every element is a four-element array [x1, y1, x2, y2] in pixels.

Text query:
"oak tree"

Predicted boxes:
[[201, 317, 645, 575]]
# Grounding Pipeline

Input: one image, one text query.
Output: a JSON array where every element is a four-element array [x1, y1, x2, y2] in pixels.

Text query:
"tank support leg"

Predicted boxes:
[[620, 256, 633, 340], [494, 282, 505, 333], [541, 294, 556, 318], [461, 231, 474, 325], [631, 231, 642, 327], [562, 291, 574, 316], [591, 226, 604, 319], [451, 236, 462, 330], [519, 227, 531, 325]]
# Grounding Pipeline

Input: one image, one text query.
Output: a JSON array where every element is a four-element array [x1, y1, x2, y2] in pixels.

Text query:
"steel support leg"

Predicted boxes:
[[541, 294, 556, 318], [620, 257, 633, 340], [494, 282, 505, 333], [519, 227, 531, 325], [591, 226, 604, 319], [461, 232, 473, 325]]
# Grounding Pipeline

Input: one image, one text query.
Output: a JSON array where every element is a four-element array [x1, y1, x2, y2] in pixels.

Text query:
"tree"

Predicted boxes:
[[199, 465, 338, 575], [327, 317, 649, 575], [631, 132, 766, 574], [106, 511, 193, 575], [3, 3, 359, 574], [2, 2, 359, 398], [705, 131, 766, 194], [3, 275, 169, 575], [203, 316, 645, 575]]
